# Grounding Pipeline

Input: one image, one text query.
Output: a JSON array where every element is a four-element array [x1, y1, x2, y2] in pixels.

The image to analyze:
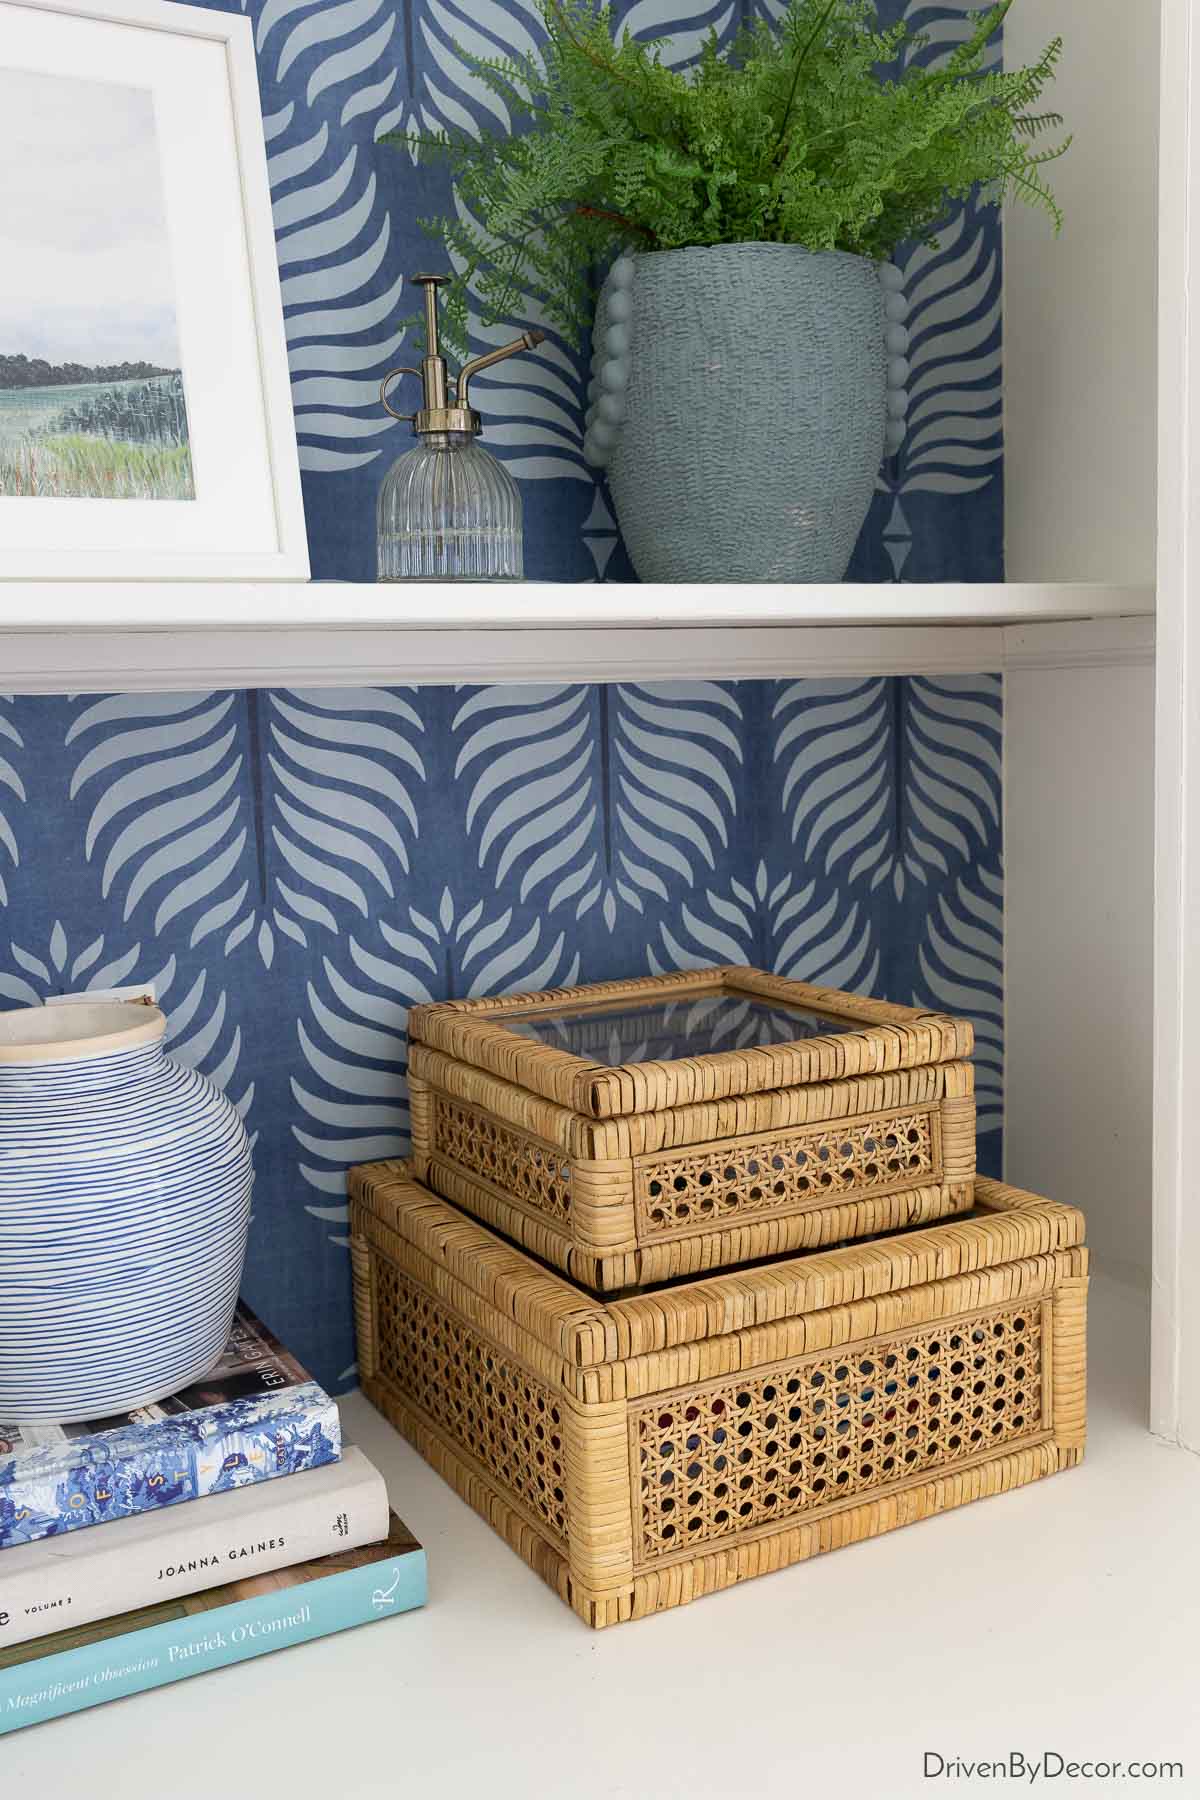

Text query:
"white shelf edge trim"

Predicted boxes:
[[0, 579, 1153, 633], [0, 614, 1154, 695]]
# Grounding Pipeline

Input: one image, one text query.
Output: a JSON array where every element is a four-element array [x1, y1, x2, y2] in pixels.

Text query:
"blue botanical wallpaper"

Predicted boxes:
[[195, 0, 1003, 582], [0, 680, 1003, 1389], [1, 2, 1006, 1391]]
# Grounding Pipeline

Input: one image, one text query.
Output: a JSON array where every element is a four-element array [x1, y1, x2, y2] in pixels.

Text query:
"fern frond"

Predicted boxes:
[[1005, 154, 1066, 232], [1014, 111, 1065, 139]]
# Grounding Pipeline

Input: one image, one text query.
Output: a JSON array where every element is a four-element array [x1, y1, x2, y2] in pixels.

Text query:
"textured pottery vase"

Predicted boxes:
[[584, 243, 907, 583], [0, 1003, 254, 1422]]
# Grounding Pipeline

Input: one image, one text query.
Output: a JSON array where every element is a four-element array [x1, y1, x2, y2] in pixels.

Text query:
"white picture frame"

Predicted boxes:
[[0, 0, 308, 580]]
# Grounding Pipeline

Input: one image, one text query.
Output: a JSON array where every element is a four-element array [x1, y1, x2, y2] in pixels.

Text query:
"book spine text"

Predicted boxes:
[[0, 1548, 426, 1734], [0, 1461, 387, 1648]]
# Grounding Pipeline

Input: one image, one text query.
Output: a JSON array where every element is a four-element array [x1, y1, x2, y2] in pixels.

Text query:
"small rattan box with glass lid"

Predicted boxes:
[[407, 965, 977, 1291]]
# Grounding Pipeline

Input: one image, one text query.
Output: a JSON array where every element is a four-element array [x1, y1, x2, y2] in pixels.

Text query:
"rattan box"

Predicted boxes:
[[350, 1161, 1088, 1629], [408, 965, 976, 1290]]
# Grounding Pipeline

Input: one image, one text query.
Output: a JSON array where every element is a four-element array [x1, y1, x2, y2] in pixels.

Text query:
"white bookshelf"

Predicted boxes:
[[6, 0, 1200, 1781], [0, 2, 1180, 1463]]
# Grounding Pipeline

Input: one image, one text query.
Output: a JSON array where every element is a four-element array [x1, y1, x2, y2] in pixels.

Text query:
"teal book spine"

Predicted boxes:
[[0, 1541, 426, 1734]]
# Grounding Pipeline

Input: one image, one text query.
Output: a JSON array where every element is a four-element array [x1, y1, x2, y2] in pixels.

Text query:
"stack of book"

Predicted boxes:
[[0, 1305, 425, 1734]]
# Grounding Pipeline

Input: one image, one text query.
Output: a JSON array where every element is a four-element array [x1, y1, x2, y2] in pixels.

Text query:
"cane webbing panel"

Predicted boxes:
[[432, 1092, 572, 1224], [634, 1107, 938, 1238], [375, 1261, 569, 1541], [632, 1302, 1044, 1563]]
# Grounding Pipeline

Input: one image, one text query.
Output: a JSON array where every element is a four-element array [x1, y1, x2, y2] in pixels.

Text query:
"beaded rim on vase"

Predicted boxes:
[[0, 1000, 166, 1064]]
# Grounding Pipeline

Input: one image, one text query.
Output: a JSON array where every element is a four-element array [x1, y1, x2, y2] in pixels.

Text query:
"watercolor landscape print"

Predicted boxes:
[[0, 66, 193, 502]]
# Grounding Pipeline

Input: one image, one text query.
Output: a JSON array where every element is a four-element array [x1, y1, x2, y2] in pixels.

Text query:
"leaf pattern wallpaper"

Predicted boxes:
[[1, 2, 1006, 1389], [0, 681, 1003, 1387]]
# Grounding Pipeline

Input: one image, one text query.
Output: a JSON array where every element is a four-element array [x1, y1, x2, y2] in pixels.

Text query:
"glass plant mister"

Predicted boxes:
[[377, 274, 545, 580]]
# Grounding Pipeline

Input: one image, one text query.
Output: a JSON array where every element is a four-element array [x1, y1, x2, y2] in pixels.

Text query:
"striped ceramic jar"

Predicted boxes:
[[0, 1003, 253, 1422]]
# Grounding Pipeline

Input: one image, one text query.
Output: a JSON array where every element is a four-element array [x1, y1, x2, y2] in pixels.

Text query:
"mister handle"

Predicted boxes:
[[380, 366, 423, 425], [379, 330, 548, 429]]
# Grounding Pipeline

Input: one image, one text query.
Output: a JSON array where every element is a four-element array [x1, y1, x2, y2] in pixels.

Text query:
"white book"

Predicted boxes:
[[0, 1446, 388, 1649]]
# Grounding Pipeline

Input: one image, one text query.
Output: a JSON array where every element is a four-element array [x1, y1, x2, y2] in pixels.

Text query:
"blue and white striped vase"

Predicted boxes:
[[0, 1003, 254, 1422]]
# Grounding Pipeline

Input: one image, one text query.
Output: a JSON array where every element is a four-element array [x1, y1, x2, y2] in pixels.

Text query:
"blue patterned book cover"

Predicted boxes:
[[0, 1306, 340, 1549]]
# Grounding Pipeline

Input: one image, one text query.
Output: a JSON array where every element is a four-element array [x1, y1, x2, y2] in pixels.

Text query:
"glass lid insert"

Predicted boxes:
[[501, 991, 857, 1066]]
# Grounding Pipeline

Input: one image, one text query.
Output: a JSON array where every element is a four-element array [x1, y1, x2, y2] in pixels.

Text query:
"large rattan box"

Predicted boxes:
[[407, 965, 977, 1290], [350, 1160, 1088, 1629]]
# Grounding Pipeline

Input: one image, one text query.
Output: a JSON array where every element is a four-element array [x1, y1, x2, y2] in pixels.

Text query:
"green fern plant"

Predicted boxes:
[[385, 0, 1068, 358]]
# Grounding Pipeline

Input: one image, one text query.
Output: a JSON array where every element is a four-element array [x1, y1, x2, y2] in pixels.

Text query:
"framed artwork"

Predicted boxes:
[[0, 0, 308, 580]]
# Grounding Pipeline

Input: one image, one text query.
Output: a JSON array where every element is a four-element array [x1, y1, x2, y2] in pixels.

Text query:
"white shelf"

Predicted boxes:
[[0, 582, 1154, 693], [0, 578, 1153, 629]]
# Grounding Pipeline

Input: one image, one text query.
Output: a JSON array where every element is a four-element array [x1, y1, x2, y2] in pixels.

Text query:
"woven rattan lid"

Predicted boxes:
[[349, 1160, 1085, 1370], [407, 966, 974, 1120]]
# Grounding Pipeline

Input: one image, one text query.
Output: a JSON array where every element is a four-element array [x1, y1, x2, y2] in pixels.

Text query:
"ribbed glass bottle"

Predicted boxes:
[[376, 430, 523, 580]]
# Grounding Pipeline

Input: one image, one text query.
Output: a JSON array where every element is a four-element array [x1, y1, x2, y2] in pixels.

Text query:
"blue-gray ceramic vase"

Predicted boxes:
[[584, 244, 892, 583], [0, 1002, 253, 1422]]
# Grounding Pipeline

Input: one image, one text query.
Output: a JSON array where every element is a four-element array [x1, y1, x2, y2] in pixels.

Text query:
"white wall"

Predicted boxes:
[[1003, 2, 1159, 1304], [1152, 0, 1200, 1450], [1005, 658, 1155, 1286], [1004, 0, 1159, 582]]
